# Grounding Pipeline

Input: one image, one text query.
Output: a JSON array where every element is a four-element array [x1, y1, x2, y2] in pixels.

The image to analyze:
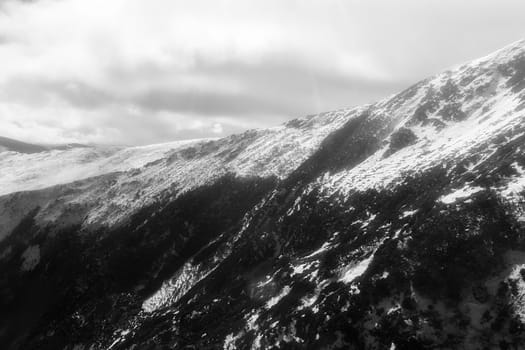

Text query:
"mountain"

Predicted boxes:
[[0, 135, 96, 157], [0, 136, 48, 154], [1, 40, 525, 349]]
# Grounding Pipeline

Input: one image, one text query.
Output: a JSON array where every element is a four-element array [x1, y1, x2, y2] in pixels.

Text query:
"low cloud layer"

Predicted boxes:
[[1, 0, 524, 145]]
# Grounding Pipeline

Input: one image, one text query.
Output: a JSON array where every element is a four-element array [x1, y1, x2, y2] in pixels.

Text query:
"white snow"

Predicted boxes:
[[20, 245, 40, 271], [0, 140, 198, 197], [266, 286, 291, 309], [142, 253, 222, 312], [246, 312, 259, 331], [223, 332, 243, 350], [142, 258, 213, 312], [401, 209, 418, 218], [0, 107, 362, 242], [439, 185, 484, 204], [502, 251, 525, 317], [360, 213, 377, 228], [291, 261, 316, 276], [303, 242, 333, 259], [340, 252, 375, 284], [297, 293, 319, 312], [252, 334, 263, 350], [316, 41, 525, 202], [484, 250, 525, 323], [501, 162, 525, 198]]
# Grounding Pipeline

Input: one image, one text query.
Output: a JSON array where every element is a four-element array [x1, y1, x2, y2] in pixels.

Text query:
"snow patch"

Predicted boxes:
[[304, 242, 333, 259], [439, 185, 484, 204], [401, 209, 418, 218], [501, 162, 525, 198], [297, 293, 319, 312], [291, 261, 317, 277], [504, 251, 525, 322], [340, 252, 375, 284], [20, 245, 40, 271], [142, 259, 217, 312], [266, 286, 291, 309], [223, 332, 243, 350]]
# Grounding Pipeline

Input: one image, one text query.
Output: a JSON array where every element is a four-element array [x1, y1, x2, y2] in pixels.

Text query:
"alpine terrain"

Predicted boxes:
[[1, 40, 525, 350]]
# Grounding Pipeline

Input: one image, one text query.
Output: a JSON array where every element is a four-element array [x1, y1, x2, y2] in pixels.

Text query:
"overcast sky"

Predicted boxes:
[[0, 0, 524, 145]]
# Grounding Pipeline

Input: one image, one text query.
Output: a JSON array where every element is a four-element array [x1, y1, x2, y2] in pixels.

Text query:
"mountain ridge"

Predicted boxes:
[[0, 136, 48, 154]]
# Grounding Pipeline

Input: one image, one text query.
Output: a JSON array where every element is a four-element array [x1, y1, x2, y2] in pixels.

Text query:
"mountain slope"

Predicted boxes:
[[0, 136, 48, 154], [1, 40, 525, 350]]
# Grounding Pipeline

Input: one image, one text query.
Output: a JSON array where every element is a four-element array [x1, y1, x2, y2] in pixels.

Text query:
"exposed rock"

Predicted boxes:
[[384, 127, 418, 157]]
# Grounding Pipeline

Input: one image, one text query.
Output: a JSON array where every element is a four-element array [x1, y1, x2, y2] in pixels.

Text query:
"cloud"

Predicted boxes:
[[1, 56, 402, 120], [0, 0, 524, 145]]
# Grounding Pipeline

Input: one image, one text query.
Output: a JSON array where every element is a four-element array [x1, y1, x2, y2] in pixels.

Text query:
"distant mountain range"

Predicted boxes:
[[0, 135, 92, 154], [1, 40, 525, 349], [0, 136, 49, 154]]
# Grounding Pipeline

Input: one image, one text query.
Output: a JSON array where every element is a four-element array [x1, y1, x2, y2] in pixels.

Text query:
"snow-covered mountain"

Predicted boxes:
[[1, 40, 525, 349]]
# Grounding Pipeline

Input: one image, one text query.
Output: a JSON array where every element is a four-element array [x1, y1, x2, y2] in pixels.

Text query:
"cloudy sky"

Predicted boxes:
[[0, 0, 524, 145]]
